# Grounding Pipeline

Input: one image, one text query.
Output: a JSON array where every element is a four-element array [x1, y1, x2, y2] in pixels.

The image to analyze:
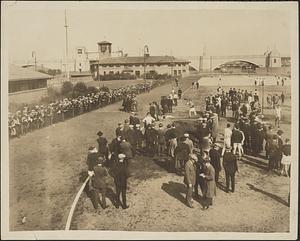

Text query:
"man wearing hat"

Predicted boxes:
[[223, 146, 238, 193], [115, 122, 124, 138], [144, 124, 158, 157], [184, 154, 197, 208], [97, 131, 108, 161], [268, 134, 281, 171], [120, 137, 133, 161], [209, 143, 222, 184], [134, 124, 144, 154], [200, 156, 216, 210], [89, 156, 109, 210], [183, 133, 194, 154], [109, 135, 122, 166], [126, 125, 137, 157], [112, 153, 129, 209]]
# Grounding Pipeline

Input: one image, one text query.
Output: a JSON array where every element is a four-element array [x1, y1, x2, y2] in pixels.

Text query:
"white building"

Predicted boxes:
[[75, 41, 190, 79]]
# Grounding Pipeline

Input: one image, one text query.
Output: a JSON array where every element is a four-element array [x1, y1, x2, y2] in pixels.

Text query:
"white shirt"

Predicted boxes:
[[143, 115, 155, 125]]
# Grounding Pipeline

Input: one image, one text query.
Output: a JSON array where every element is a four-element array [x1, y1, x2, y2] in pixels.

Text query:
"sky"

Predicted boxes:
[[3, 1, 296, 67]]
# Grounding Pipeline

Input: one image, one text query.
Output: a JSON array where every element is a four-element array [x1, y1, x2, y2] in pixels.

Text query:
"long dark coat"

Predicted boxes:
[[203, 164, 216, 198]]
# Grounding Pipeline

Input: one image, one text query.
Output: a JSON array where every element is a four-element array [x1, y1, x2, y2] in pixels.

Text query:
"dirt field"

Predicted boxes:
[[9, 74, 291, 232]]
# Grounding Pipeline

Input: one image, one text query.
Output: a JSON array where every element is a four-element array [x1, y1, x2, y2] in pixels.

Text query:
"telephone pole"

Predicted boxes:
[[64, 9, 69, 81]]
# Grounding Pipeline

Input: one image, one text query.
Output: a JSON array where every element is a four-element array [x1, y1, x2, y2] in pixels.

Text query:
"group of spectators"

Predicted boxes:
[[8, 82, 152, 139], [82, 80, 291, 212]]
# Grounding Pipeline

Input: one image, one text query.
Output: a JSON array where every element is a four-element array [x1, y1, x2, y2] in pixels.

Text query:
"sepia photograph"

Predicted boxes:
[[1, 1, 298, 240]]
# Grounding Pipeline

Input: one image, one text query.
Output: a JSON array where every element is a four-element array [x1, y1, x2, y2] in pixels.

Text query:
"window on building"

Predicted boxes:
[[77, 49, 83, 54], [101, 45, 107, 52], [109, 71, 114, 75], [183, 70, 186, 73], [103, 71, 106, 75], [174, 70, 177, 76], [79, 63, 81, 67], [135, 70, 140, 77], [178, 70, 181, 75], [274, 59, 277, 63]]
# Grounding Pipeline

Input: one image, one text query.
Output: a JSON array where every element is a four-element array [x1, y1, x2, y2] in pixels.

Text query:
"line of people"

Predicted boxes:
[[8, 82, 152, 139]]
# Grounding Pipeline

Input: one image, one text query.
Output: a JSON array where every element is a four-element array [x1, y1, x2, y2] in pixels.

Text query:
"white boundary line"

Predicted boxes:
[[65, 176, 90, 231]]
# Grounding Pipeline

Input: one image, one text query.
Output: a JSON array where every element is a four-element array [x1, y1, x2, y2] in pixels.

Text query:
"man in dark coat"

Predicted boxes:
[[167, 96, 173, 113], [115, 122, 123, 138], [129, 112, 140, 126], [134, 124, 144, 154], [223, 146, 238, 193], [268, 135, 281, 171], [120, 138, 133, 161], [209, 143, 221, 184], [96, 131, 108, 161], [109, 136, 122, 166], [89, 157, 109, 209], [112, 153, 129, 209], [200, 156, 216, 210], [125, 125, 136, 157], [144, 124, 158, 157], [178, 88, 182, 99], [184, 154, 197, 208]]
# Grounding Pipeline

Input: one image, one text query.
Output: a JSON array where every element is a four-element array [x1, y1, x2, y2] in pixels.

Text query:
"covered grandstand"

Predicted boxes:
[[214, 60, 259, 73]]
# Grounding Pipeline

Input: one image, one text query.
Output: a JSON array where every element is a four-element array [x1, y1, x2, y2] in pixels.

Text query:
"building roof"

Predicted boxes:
[[97, 41, 112, 45], [70, 71, 92, 77], [9, 64, 53, 82], [90, 55, 190, 65]]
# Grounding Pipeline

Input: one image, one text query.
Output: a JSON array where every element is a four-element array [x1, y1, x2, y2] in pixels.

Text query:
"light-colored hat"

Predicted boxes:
[[129, 125, 134, 128], [184, 133, 189, 138], [118, 153, 126, 159], [136, 124, 140, 127]]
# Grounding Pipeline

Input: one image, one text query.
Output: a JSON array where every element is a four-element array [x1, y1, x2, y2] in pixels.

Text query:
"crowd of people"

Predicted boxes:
[[84, 81, 291, 211], [8, 82, 152, 139]]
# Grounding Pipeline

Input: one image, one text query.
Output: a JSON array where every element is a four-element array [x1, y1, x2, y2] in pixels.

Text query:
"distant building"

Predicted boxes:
[[90, 55, 190, 80], [264, 48, 282, 68], [9, 64, 53, 104], [75, 41, 190, 79]]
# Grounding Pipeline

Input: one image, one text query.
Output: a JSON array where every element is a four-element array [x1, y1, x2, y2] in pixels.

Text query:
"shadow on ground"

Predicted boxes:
[[247, 183, 289, 207]]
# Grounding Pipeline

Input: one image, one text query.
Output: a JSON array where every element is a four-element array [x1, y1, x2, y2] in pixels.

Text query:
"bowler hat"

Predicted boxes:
[[97, 131, 103, 136]]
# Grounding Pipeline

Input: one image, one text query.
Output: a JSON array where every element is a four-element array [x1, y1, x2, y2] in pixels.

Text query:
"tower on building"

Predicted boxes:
[[97, 41, 112, 59], [75, 47, 89, 72]]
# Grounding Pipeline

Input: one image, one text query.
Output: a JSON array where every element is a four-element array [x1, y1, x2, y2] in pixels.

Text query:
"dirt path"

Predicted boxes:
[[72, 83, 290, 232]]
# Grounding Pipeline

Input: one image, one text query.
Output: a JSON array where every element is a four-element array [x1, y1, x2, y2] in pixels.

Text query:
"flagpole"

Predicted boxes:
[[64, 9, 69, 81]]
